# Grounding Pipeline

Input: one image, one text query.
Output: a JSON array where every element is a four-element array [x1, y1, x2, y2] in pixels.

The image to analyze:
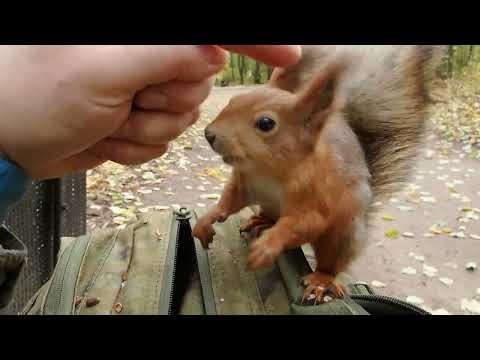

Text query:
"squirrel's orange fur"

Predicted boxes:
[[193, 45, 443, 303]]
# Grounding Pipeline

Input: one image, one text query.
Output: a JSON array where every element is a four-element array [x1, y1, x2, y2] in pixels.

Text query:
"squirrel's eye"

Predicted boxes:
[[255, 116, 276, 133]]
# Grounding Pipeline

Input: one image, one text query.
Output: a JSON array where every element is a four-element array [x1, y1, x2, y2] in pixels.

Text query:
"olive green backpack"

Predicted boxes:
[[20, 207, 430, 315]]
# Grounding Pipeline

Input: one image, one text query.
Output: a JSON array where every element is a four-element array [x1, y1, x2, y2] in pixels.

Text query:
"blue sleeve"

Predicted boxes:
[[0, 159, 31, 223]]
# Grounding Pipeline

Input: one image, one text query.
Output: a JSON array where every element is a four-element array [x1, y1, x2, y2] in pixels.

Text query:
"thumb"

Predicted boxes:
[[219, 45, 302, 67]]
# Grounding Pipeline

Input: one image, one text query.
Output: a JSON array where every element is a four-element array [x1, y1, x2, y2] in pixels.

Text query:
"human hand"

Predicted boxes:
[[0, 45, 301, 179]]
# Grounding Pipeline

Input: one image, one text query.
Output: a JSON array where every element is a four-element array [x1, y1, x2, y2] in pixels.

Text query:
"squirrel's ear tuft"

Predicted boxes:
[[295, 59, 346, 117]]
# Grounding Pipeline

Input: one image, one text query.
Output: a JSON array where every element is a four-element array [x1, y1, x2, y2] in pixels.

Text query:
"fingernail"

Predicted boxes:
[[200, 45, 227, 66]]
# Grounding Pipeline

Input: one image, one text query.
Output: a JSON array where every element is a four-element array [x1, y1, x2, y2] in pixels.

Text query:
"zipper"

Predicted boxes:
[[188, 210, 217, 315], [41, 234, 90, 315], [158, 209, 183, 315], [349, 294, 430, 315], [158, 207, 200, 315]]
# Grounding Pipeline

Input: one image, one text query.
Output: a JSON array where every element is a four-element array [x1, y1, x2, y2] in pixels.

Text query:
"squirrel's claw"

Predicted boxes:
[[301, 272, 346, 305]]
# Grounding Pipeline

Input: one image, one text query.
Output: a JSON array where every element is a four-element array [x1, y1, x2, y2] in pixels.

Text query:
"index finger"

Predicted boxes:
[[218, 45, 302, 67]]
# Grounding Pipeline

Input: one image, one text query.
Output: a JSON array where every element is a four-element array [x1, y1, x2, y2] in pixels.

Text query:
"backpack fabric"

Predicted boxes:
[[19, 207, 429, 316]]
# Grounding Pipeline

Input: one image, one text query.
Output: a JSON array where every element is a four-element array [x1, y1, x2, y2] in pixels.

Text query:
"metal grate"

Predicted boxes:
[[0, 173, 86, 315]]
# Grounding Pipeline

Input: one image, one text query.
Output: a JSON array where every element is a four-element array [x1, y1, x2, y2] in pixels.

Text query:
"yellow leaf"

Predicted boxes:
[[382, 215, 396, 221]]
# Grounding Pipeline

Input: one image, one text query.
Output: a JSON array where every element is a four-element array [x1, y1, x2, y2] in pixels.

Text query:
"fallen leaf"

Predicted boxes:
[[382, 214, 396, 221], [423, 264, 438, 277], [414, 255, 425, 262], [201, 167, 227, 182], [429, 224, 442, 234], [439, 277, 454, 287], [402, 267, 417, 275], [154, 206, 170, 211], [371, 280, 387, 288], [385, 229, 399, 239], [406, 296, 424, 305], [442, 227, 453, 234], [465, 262, 477, 271], [450, 231, 466, 239], [138, 189, 153, 195], [142, 172, 155, 180], [461, 299, 480, 314], [200, 193, 221, 200]]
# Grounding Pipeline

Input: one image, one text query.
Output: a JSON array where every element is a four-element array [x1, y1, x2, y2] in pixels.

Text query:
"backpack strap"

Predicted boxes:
[[0, 224, 28, 309]]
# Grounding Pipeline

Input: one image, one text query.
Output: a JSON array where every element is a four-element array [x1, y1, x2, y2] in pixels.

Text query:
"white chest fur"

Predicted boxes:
[[245, 174, 284, 219]]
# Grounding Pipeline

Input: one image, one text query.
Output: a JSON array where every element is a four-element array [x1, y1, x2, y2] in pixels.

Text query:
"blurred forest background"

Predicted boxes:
[[215, 45, 480, 86]]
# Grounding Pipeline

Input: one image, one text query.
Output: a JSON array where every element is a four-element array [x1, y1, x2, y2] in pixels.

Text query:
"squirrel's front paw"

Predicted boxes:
[[192, 220, 216, 249], [302, 272, 346, 305], [247, 233, 283, 270]]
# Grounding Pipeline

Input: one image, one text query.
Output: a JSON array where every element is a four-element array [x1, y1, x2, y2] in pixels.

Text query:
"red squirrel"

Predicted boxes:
[[192, 45, 443, 303]]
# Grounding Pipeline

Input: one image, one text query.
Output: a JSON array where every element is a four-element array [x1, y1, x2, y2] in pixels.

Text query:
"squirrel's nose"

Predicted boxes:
[[205, 128, 216, 146]]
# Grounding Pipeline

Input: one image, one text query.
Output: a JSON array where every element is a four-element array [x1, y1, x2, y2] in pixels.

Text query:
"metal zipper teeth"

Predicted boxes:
[[350, 294, 431, 315], [49, 240, 79, 313], [166, 220, 181, 315]]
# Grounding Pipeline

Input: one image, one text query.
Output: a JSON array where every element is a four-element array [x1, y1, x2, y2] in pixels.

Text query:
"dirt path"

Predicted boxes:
[[87, 86, 480, 315]]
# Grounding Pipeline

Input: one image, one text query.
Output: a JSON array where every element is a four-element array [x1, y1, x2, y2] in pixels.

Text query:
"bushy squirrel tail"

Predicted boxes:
[[271, 45, 446, 201]]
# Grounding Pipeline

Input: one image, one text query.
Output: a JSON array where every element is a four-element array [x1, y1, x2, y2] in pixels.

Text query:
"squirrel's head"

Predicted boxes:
[[204, 60, 346, 177]]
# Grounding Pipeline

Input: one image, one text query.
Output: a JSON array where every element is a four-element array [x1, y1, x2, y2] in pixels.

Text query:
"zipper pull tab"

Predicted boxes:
[[174, 207, 191, 221]]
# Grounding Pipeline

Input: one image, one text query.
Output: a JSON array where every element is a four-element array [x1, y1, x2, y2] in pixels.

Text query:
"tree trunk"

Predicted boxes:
[[447, 45, 454, 78], [230, 53, 236, 82], [468, 45, 474, 64], [253, 61, 261, 84], [238, 55, 245, 84]]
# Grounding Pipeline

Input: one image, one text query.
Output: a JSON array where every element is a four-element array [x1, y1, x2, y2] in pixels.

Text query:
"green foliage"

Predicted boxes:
[[216, 46, 480, 87], [440, 45, 479, 79], [215, 53, 272, 86]]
